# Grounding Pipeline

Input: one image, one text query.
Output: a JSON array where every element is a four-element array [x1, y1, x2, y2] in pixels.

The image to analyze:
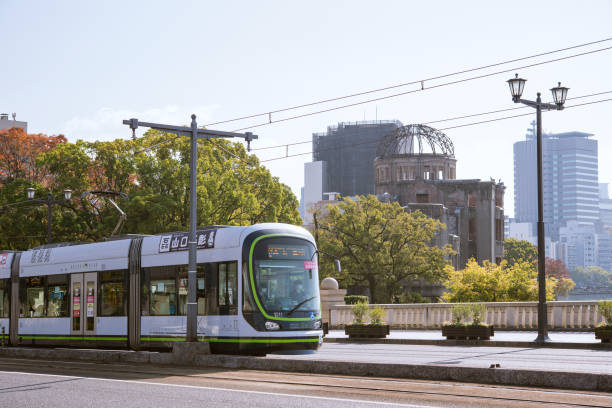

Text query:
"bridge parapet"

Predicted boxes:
[[329, 301, 607, 330]]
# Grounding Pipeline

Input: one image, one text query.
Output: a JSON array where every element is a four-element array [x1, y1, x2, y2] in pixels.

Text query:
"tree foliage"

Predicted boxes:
[[504, 238, 537, 267], [546, 257, 570, 279], [314, 195, 452, 304], [572, 266, 612, 288], [442, 258, 557, 302], [0, 127, 66, 184], [0, 131, 301, 249]]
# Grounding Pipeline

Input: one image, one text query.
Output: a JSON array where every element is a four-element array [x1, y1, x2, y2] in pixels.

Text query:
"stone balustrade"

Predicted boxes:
[[328, 301, 608, 330]]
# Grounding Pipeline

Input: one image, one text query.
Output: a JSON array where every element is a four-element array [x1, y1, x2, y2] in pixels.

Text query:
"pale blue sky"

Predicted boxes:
[[2, 0, 611, 217]]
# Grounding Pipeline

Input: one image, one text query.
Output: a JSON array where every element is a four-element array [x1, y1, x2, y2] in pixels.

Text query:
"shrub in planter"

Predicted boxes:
[[595, 300, 612, 343], [345, 302, 390, 339], [442, 304, 494, 340], [369, 306, 386, 325]]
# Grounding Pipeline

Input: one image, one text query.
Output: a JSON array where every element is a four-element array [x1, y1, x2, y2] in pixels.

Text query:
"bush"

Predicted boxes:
[[449, 304, 471, 326], [369, 306, 386, 325], [352, 301, 369, 325], [345, 295, 369, 305], [598, 300, 612, 326], [394, 292, 431, 304], [470, 304, 487, 326]]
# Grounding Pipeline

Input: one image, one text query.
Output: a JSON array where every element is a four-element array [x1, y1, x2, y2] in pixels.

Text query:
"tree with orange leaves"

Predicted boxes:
[[0, 126, 66, 184]]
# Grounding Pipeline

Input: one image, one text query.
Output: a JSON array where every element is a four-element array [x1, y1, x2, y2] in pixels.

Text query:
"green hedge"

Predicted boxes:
[[344, 295, 369, 305]]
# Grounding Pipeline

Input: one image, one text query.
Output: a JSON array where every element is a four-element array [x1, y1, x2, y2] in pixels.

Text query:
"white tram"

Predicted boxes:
[[0, 223, 324, 353]]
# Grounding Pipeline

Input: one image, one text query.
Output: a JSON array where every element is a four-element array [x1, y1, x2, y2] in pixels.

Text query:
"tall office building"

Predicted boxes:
[[0, 113, 27, 132], [513, 122, 599, 240]]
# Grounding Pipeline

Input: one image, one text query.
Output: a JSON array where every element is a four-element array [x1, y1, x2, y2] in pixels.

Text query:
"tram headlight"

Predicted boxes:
[[313, 320, 321, 329], [265, 321, 280, 331]]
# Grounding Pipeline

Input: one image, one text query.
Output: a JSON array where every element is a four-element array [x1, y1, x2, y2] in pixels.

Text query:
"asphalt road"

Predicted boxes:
[[0, 357, 611, 408], [269, 343, 612, 374]]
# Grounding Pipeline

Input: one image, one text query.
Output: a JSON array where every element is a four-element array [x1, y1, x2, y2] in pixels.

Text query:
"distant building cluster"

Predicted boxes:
[[507, 121, 612, 273]]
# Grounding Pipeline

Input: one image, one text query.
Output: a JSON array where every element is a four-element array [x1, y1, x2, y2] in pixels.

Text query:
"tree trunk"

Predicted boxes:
[[367, 276, 378, 304]]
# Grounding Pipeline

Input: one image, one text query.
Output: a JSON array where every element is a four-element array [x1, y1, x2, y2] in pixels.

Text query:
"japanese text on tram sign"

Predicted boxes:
[[158, 230, 216, 253]]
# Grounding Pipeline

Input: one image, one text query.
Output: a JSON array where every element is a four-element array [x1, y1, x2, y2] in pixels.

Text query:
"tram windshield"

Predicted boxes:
[[251, 237, 320, 316]]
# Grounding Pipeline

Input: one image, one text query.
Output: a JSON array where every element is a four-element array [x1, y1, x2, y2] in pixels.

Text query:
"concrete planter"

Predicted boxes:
[[345, 324, 390, 339], [442, 325, 494, 340], [594, 326, 612, 343]]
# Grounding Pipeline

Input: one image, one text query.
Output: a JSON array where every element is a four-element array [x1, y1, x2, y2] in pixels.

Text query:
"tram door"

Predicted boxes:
[[70, 273, 98, 336]]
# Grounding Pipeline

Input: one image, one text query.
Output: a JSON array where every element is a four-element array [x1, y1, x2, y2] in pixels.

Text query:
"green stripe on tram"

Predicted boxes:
[[20, 335, 319, 344], [20, 336, 127, 341]]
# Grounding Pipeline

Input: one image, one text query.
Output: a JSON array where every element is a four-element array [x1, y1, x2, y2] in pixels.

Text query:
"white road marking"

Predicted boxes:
[[0, 370, 437, 408]]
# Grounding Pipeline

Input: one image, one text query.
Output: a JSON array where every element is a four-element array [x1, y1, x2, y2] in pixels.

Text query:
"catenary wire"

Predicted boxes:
[[133, 46, 612, 155], [251, 90, 612, 151], [258, 97, 612, 163], [231, 45, 612, 132], [203, 36, 612, 127]]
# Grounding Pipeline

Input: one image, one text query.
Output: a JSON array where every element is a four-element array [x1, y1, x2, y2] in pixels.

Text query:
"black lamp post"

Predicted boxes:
[[26, 188, 72, 244], [506, 74, 569, 343]]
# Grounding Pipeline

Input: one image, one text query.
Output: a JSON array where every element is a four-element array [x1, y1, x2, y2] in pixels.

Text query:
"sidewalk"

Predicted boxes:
[[323, 329, 609, 349], [326, 329, 599, 342]]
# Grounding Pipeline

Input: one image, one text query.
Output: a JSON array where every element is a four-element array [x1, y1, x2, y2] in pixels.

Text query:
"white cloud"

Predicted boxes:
[[61, 105, 219, 142]]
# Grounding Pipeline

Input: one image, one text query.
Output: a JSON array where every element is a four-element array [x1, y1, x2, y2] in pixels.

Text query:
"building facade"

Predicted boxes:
[[514, 123, 599, 240], [373, 124, 505, 267], [0, 113, 27, 132], [312, 120, 402, 197]]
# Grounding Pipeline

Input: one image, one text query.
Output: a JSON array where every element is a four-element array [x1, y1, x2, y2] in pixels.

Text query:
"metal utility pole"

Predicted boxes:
[[25, 188, 73, 244], [507, 74, 569, 343], [123, 115, 257, 342]]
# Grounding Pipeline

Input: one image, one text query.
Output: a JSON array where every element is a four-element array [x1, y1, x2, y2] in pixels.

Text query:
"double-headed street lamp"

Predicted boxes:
[[506, 74, 569, 343], [122, 114, 257, 343], [26, 188, 73, 244]]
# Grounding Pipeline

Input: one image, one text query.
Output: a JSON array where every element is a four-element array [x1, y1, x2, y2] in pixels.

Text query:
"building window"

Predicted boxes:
[[416, 193, 429, 203]]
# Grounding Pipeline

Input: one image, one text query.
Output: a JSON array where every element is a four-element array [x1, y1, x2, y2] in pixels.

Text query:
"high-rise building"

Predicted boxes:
[[513, 121, 599, 240], [312, 120, 402, 198]]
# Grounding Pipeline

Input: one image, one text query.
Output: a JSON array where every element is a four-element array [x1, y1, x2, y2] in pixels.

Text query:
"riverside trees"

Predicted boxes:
[[314, 195, 453, 304], [0, 129, 300, 249]]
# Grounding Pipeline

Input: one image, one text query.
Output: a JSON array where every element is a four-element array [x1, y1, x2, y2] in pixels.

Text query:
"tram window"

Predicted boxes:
[[99, 270, 127, 316], [177, 265, 206, 316], [242, 264, 255, 313], [218, 262, 237, 315], [0, 279, 9, 318], [47, 274, 68, 317], [23, 277, 45, 318]]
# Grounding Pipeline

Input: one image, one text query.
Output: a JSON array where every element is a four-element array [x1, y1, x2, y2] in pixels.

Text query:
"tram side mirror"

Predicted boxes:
[[334, 260, 341, 274]]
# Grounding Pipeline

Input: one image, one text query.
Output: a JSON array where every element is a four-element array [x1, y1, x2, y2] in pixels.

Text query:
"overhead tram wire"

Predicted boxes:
[[257, 96, 612, 163], [132, 42, 612, 156], [252, 90, 612, 152], [231, 45, 612, 132], [203, 36, 612, 128]]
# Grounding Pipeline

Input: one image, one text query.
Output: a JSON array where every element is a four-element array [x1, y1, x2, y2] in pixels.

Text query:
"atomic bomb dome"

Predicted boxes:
[[374, 124, 457, 184]]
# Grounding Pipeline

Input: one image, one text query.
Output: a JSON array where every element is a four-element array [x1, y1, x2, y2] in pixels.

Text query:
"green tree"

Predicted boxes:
[[314, 195, 452, 303], [0, 131, 301, 249], [443, 258, 556, 302], [572, 266, 612, 288], [504, 238, 538, 267]]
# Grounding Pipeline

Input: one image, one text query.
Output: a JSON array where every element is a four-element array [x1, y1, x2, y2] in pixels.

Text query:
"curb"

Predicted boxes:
[[324, 337, 612, 349], [0, 347, 610, 392]]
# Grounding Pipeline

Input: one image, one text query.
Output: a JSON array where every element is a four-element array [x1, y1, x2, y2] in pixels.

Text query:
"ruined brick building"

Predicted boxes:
[[373, 124, 505, 268]]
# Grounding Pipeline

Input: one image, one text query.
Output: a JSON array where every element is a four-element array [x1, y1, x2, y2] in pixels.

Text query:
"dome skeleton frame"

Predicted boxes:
[[376, 124, 455, 158]]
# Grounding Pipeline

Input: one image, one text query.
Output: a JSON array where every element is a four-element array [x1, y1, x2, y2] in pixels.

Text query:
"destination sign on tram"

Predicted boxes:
[[266, 245, 308, 259]]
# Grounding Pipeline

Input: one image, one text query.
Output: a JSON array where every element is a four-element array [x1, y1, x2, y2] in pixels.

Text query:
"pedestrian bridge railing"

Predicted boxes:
[[328, 301, 607, 330]]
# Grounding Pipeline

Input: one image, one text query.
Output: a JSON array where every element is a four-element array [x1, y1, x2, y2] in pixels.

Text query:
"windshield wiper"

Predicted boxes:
[[287, 296, 316, 316]]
